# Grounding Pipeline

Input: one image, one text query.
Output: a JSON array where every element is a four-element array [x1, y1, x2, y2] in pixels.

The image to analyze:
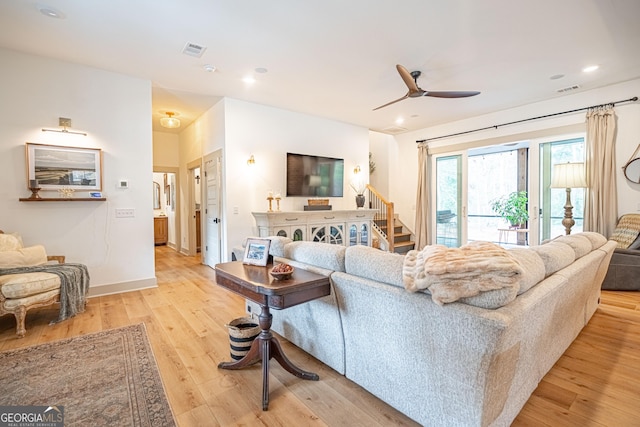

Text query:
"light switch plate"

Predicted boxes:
[[115, 208, 135, 218]]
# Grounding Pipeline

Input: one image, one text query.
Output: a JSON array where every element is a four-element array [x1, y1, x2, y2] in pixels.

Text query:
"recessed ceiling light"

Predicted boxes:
[[36, 4, 65, 19], [410, 114, 419, 118], [203, 64, 216, 72], [255, 67, 268, 74], [395, 117, 404, 125], [242, 76, 256, 85], [550, 74, 565, 80], [582, 65, 599, 73]]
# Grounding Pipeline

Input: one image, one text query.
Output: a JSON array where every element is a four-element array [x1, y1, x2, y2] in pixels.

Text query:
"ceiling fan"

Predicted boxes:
[[373, 64, 480, 111]]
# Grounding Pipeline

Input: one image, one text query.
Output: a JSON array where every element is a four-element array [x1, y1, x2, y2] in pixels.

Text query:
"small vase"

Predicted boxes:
[[355, 194, 365, 208]]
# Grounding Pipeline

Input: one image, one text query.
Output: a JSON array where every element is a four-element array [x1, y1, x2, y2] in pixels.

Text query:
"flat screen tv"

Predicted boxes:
[[286, 152, 344, 197]]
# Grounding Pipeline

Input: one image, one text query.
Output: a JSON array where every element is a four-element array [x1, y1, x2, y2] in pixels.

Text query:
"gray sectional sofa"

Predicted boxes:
[[246, 233, 616, 427]]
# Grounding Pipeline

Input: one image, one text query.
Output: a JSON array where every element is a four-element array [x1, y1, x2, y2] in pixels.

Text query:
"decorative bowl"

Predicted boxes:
[[270, 264, 294, 281]]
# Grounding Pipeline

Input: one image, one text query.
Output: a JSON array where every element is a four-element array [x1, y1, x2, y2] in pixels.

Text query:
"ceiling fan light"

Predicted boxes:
[[160, 112, 181, 129]]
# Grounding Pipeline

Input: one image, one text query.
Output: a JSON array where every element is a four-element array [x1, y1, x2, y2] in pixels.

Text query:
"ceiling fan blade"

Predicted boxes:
[[424, 91, 481, 98], [372, 94, 409, 111], [396, 64, 420, 93]]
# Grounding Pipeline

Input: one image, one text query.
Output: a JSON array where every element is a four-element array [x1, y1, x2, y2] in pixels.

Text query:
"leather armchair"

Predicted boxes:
[[601, 214, 640, 290]]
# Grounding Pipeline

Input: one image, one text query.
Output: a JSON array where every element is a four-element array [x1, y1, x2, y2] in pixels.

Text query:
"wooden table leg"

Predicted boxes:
[[269, 337, 319, 380], [218, 304, 319, 410]]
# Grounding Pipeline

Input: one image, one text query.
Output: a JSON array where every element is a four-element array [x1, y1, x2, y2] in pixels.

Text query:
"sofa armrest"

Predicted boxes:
[[47, 255, 65, 264]]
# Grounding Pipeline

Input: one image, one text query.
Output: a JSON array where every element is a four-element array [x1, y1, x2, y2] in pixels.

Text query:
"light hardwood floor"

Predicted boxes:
[[1, 246, 639, 426]]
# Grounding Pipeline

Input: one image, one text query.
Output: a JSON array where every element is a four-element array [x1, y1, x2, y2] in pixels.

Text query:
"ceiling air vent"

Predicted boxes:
[[557, 84, 580, 94], [182, 42, 207, 58], [382, 126, 408, 134]]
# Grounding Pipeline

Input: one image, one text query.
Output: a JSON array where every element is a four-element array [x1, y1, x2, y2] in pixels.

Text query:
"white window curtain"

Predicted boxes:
[[584, 105, 617, 236], [414, 143, 429, 249]]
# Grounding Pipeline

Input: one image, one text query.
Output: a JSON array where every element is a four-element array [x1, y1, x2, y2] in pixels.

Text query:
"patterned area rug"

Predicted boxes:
[[0, 323, 176, 426]]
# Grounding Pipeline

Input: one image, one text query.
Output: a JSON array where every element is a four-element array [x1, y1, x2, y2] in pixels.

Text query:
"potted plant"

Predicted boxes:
[[490, 191, 529, 228]]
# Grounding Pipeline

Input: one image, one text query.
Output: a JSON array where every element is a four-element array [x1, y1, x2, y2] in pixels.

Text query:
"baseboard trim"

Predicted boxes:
[[87, 277, 158, 298]]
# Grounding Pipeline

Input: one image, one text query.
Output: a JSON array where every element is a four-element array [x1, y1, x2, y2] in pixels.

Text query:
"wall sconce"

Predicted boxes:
[[160, 112, 181, 129], [354, 165, 361, 174], [42, 117, 87, 136], [247, 155, 256, 166]]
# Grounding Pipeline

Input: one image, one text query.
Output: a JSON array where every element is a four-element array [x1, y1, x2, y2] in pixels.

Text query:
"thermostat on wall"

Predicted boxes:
[[117, 180, 129, 189]]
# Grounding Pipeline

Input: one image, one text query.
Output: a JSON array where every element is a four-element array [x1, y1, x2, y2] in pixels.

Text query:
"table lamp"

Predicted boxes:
[[550, 162, 587, 235]]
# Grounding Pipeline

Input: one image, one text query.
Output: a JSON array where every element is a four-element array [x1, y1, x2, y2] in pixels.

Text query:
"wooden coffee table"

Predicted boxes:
[[214, 261, 331, 410]]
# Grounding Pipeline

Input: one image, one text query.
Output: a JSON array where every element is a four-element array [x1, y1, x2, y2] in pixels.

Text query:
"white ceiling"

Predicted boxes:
[[1, 0, 639, 135]]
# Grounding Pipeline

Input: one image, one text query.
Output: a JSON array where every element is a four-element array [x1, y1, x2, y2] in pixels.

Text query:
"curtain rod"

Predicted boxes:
[[416, 96, 638, 144]]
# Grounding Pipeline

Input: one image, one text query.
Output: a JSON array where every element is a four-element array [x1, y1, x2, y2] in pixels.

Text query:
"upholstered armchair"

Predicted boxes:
[[601, 214, 640, 290], [0, 230, 65, 337]]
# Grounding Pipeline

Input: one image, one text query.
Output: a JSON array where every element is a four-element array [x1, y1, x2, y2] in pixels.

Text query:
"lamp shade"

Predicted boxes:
[[160, 112, 181, 129], [550, 162, 587, 188]]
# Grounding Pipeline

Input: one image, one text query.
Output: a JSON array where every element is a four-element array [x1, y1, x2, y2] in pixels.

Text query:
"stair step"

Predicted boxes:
[[393, 240, 415, 254], [378, 225, 403, 234], [394, 232, 411, 243], [374, 219, 398, 226]]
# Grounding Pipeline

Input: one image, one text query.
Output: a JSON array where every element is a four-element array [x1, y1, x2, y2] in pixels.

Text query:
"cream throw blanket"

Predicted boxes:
[[403, 241, 523, 305]]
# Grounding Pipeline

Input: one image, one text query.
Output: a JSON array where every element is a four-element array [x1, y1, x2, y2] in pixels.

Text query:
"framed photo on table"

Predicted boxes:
[[25, 142, 103, 191], [243, 238, 271, 266]]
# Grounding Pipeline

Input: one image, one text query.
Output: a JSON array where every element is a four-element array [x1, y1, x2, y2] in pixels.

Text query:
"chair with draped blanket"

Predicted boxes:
[[0, 230, 89, 337]]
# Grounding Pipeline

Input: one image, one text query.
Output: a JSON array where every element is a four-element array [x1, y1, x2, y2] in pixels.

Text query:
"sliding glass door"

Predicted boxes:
[[434, 154, 464, 247], [467, 147, 522, 243], [539, 138, 585, 241], [429, 134, 584, 248]]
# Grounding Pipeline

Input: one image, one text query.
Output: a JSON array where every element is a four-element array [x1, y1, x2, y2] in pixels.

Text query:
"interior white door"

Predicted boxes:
[[203, 150, 222, 267]]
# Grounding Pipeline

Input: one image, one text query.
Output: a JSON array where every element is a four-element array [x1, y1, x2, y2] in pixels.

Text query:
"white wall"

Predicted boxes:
[[368, 130, 395, 198], [392, 79, 640, 232], [0, 48, 156, 294], [153, 131, 179, 167], [186, 98, 369, 260]]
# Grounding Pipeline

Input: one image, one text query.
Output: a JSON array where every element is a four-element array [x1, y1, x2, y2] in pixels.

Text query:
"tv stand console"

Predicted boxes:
[[252, 209, 376, 246]]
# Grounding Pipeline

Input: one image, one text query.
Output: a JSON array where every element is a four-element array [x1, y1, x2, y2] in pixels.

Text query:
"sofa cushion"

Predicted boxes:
[[553, 234, 592, 259], [530, 241, 575, 276], [457, 287, 518, 309], [345, 246, 405, 287], [609, 213, 640, 249], [403, 242, 523, 306], [284, 241, 346, 272], [0, 272, 61, 299], [507, 248, 545, 294], [577, 231, 607, 249], [628, 234, 640, 250], [273, 257, 334, 277], [0, 234, 23, 252], [3, 288, 59, 310], [0, 245, 48, 268]]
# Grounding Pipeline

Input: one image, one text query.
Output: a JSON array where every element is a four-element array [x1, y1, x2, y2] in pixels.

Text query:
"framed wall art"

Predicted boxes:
[[242, 238, 271, 266], [26, 142, 103, 191]]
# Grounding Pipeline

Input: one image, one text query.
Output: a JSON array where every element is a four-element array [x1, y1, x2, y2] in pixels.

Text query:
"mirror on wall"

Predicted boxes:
[[153, 182, 161, 209], [623, 144, 640, 184], [624, 158, 640, 184]]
